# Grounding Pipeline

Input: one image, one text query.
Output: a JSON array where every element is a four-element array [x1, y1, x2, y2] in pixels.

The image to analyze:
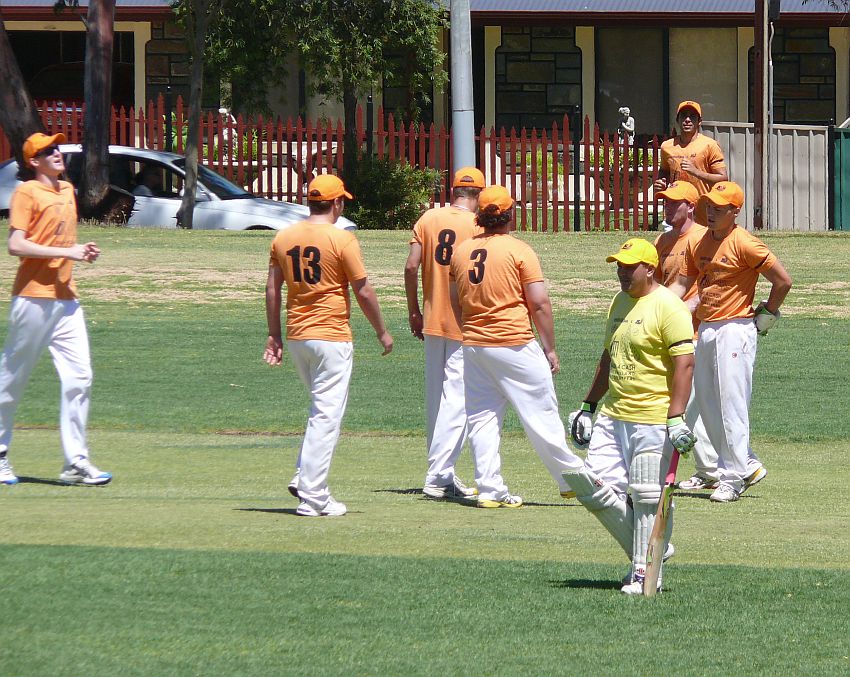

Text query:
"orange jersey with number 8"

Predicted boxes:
[[269, 221, 367, 342], [410, 206, 479, 340], [450, 233, 544, 347]]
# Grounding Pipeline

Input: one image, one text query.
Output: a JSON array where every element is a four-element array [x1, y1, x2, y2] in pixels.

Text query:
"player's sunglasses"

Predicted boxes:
[[35, 145, 61, 158], [678, 112, 700, 121]]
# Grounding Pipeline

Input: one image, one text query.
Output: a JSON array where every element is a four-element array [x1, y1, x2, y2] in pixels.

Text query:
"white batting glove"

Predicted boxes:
[[754, 300, 780, 336], [568, 401, 596, 448], [666, 415, 696, 455]]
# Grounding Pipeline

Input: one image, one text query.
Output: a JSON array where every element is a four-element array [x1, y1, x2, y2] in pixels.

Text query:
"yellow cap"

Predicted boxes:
[[606, 238, 659, 268]]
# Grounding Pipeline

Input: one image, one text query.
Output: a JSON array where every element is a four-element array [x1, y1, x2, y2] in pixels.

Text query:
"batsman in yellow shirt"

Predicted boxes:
[[563, 238, 695, 594]]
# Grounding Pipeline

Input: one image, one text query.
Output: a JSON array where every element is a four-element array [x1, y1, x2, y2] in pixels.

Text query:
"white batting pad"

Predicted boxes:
[[629, 451, 664, 580], [563, 466, 633, 557]]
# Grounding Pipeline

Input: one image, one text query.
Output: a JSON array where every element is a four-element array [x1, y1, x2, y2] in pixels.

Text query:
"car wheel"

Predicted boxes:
[[245, 225, 273, 231]]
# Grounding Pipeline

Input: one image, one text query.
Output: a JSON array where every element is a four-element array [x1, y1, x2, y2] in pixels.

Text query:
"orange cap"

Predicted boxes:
[[23, 132, 66, 163], [478, 185, 513, 214], [453, 166, 485, 189], [676, 100, 702, 118], [700, 181, 745, 209], [657, 180, 700, 205], [307, 174, 352, 201]]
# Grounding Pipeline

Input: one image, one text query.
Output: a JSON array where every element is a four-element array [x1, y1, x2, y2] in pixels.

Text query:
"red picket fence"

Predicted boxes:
[[0, 96, 664, 231]]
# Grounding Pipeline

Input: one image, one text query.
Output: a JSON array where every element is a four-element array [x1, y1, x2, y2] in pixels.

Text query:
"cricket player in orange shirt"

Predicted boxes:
[[653, 181, 720, 490], [404, 167, 483, 501], [449, 186, 583, 508], [654, 100, 728, 225], [672, 181, 792, 503], [265, 174, 393, 517], [0, 132, 111, 486]]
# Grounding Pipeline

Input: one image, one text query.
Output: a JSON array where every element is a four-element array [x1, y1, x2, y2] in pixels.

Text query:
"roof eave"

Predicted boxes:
[[471, 11, 850, 28]]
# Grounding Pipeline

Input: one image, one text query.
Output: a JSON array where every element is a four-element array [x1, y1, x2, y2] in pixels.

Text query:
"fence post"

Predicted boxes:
[[165, 86, 173, 152], [366, 94, 373, 157]]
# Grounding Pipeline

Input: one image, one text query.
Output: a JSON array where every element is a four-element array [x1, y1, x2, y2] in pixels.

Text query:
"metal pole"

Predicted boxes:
[[450, 0, 476, 171], [753, 0, 768, 230]]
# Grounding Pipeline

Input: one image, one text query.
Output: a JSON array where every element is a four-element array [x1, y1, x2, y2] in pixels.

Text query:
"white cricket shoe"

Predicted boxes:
[[287, 470, 300, 498], [678, 474, 719, 491], [59, 459, 112, 486], [423, 476, 478, 500], [477, 494, 523, 509], [622, 544, 675, 585], [296, 497, 347, 517], [743, 465, 767, 492], [709, 483, 740, 503], [0, 454, 19, 485], [621, 574, 662, 595]]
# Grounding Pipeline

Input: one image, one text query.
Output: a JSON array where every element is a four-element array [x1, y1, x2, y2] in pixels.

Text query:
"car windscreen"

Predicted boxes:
[[172, 159, 252, 199]]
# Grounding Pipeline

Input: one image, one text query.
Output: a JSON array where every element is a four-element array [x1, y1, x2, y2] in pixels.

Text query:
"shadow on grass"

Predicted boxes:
[[374, 487, 421, 495], [550, 578, 622, 591], [673, 491, 761, 501], [235, 507, 299, 516], [16, 476, 80, 487]]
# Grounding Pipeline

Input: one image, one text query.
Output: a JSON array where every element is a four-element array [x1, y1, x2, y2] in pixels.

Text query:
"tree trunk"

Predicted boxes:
[[79, 0, 116, 218], [0, 18, 44, 166], [177, 0, 209, 230]]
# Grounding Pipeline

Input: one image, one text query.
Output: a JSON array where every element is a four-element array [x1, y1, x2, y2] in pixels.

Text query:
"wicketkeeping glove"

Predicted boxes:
[[753, 300, 780, 336], [666, 415, 696, 455], [568, 401, 597, 448]]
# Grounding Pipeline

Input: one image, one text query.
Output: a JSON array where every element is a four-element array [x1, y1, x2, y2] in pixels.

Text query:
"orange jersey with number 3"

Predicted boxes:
[[410, 206, 479, 340], [681, 225, 777, 323], [269, 221, 367, 342], [450, 233, 544, 347], [8, 180, 78, 299]]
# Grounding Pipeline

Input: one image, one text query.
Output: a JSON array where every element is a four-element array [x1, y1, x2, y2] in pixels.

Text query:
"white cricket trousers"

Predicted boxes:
[[694, 318, 758, 492], [463, 341, 583, 501], [423, 335, 467, 487], [288, 339, 353, 511], [0, 296, 92, 464]]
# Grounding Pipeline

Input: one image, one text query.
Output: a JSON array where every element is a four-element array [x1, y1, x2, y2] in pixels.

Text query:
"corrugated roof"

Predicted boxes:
[[0, 0, 172, 7], [1, 0, 845, 10]]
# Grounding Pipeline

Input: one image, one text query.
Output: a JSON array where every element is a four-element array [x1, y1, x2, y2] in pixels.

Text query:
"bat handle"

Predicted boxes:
[[665, 450, 680, 484]]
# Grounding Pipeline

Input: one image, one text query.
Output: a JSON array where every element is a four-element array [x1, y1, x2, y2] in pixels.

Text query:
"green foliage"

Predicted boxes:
[[344, 156, 441, 230]]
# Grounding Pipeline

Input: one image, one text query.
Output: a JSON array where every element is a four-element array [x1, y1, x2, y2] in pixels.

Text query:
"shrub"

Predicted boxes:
[[345, 156, 441, 230]]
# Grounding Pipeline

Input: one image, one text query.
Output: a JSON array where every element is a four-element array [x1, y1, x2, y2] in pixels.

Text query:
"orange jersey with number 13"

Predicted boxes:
[[269, 221, 367, 342]]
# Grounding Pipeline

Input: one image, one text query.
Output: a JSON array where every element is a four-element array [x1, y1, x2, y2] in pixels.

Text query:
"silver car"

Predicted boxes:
[[0, 145, 356, 231]]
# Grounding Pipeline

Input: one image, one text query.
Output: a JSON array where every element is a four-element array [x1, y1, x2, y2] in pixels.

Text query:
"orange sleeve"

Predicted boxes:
[[8, 186, 34, 232], [409, 214, 427, 246], [707, 139, 726, 171], [741, 235, 777, 272], [340, 236, 368, 282], [518, 247, 544, 285], [681, 238, 698, 278]]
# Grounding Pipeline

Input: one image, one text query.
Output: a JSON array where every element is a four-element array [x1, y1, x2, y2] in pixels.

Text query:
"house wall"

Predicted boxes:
[[669, 28, 738, 124], [6, 20, 150, 113]]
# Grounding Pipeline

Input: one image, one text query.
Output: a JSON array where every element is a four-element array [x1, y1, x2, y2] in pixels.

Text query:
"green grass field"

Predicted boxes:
[[1, 226, 849, 675]]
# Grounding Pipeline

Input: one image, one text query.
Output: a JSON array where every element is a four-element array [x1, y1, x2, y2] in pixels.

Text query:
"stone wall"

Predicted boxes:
[[495, 27, 581, 131], [145, 21, 190, 106]]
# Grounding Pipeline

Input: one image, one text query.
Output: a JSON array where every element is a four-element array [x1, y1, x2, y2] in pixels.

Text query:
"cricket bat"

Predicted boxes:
[[643, 451, 680, 597]]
